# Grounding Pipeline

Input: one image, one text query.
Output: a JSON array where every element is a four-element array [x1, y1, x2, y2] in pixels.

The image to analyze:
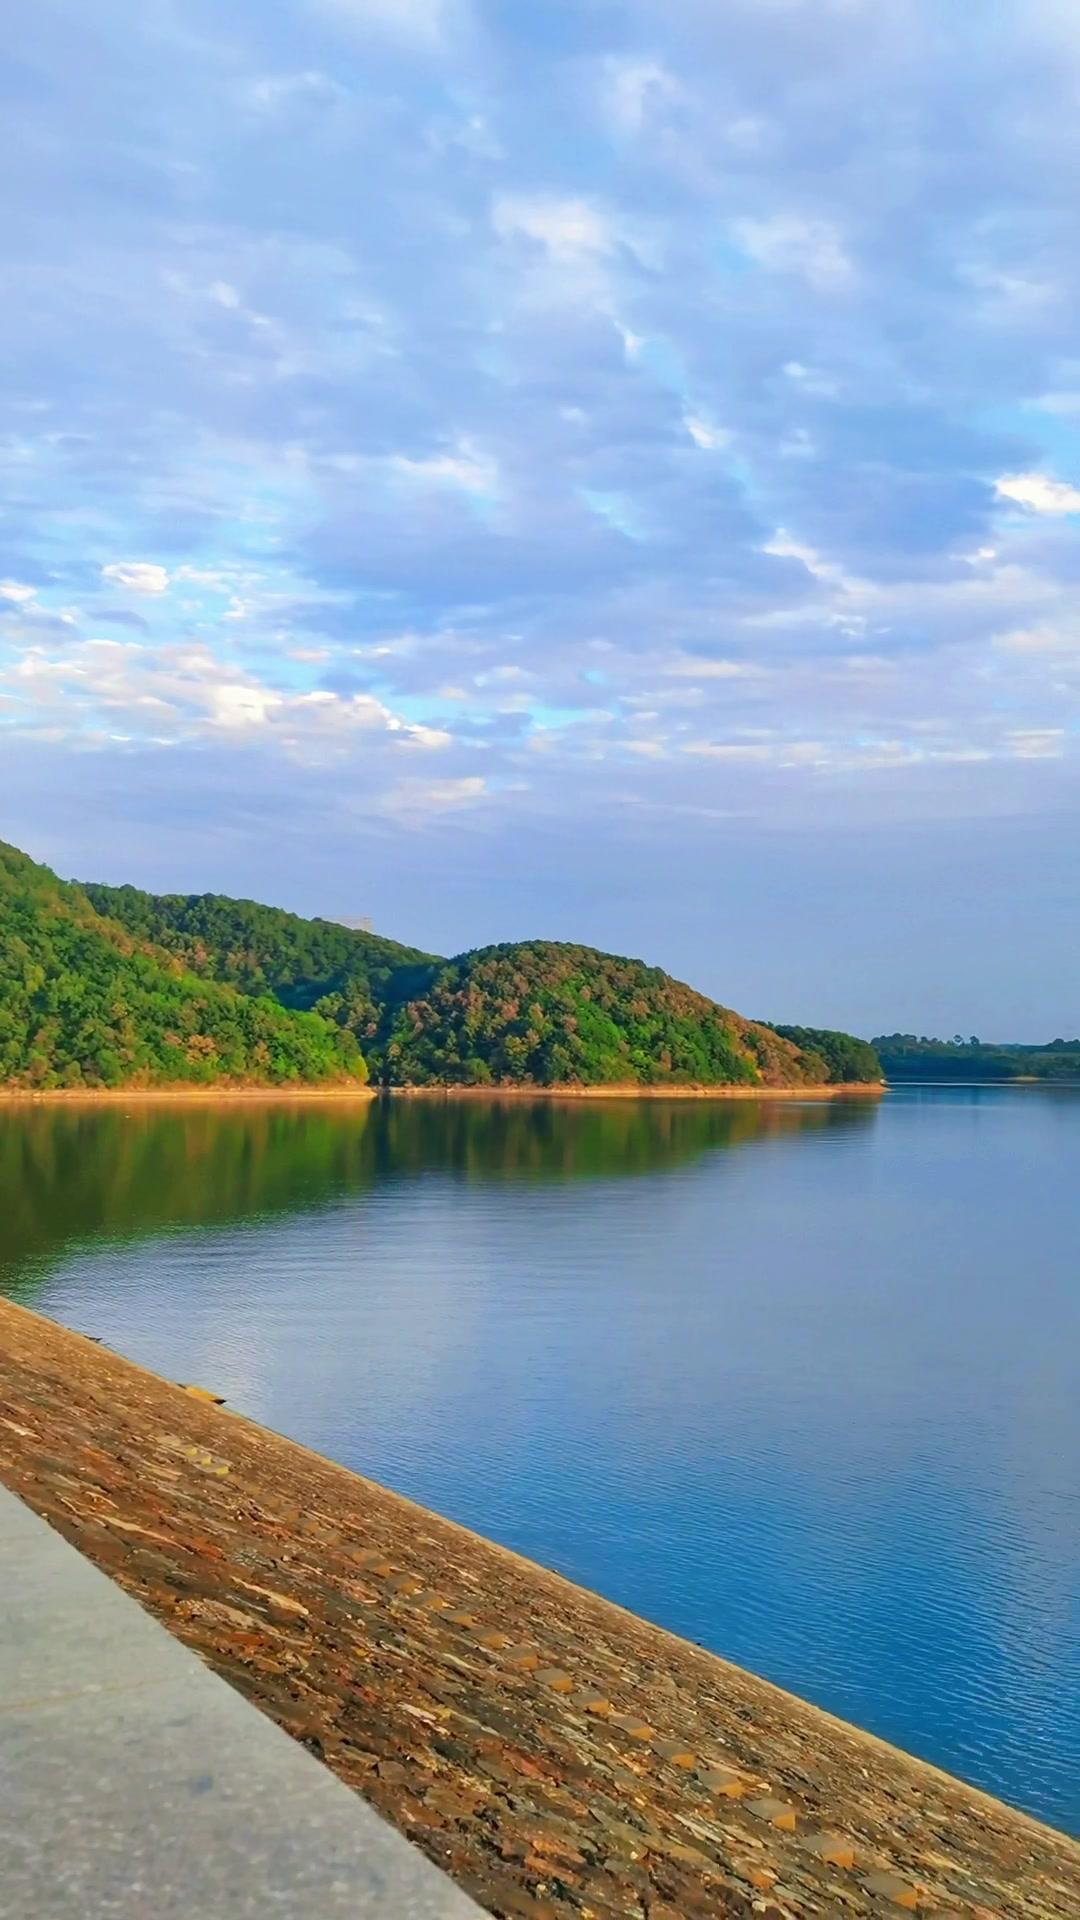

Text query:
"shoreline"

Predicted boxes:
[[0, 1079, 884, 1106], [1, 1297, 1075, 1918], [378, 1080, 883, 1101], [0, 1084, 379, 1105], [882, 1075, 1080, 1090]]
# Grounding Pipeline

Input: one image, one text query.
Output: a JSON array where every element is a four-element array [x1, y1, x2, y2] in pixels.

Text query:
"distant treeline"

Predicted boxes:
[[874, 1035, 1080, 1082]]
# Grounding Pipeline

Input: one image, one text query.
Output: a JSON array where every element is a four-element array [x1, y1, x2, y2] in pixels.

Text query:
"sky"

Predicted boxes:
[[3, 0, 1080, 1038]]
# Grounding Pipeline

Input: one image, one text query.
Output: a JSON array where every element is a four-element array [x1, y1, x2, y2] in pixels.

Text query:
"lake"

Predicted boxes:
[[1, 1086, 1077, 1835]]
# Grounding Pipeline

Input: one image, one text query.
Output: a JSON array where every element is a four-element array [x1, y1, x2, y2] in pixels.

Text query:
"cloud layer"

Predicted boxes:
[[3, 0, 1080, 1028]]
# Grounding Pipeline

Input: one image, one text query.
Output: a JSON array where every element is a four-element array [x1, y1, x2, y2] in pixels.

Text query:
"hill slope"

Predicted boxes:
[[379, 941, 853, 1089], [0, 842, 367, 1089], [768, 1023, 883, 1086], [82, 882, 437, 1046], [75, 885, 880, 1088]]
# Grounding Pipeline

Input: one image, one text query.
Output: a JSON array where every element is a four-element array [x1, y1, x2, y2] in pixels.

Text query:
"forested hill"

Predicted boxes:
[[74, 880, 882, 1089], [0, 842, 366, 1090], [1, 840, 882, 1090], [84, 881, 437, 1047], [875, 1034, 1080, 1082], [377, 943, 868, 1089]]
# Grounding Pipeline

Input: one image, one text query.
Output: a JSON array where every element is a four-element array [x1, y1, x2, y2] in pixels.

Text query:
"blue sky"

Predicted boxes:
[[3, 0, 1080, 1035]]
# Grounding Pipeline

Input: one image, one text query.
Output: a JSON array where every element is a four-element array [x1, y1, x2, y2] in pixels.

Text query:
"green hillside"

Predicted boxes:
[[83, 881, 436, 1045], [0, 841, 881, 1091], [79, 883, 880, 1088], [0, 842, 367, 1089], [378, 941, 856, 1089]]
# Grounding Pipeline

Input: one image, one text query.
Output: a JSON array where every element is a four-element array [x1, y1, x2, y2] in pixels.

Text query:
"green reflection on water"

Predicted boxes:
[[0, 1094, 876, 1301]]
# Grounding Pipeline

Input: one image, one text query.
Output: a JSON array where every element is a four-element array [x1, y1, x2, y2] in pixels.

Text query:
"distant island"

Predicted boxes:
[[0, 836, 882, 1093], [874, 1034, 1080, 1083]]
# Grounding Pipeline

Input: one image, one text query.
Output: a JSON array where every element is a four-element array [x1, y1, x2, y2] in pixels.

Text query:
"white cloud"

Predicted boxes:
[[403, 722, 453, 749], [763, 528, 853, 587], [244, 71, 344, 113], [604, 58, 681, 134], [391, 439, 496, 494], [684, 413, 730, 450], [685, 741, 776, 762], [782, 360, 839, 397], [1006, 728, 1065, 758], [0, 580, 37, 604], [208, 684, 283, 729], [996, 622, 1079, 653], [724, 116, 772, 154], [994, 472, 1080, 515], [662, 655, 762, 680], [493, 194, 614, 261], [381, 774, 486, 820], [0, 638, 457, 758], [101, 562, 171, 594], [734, 215, 853, 289]]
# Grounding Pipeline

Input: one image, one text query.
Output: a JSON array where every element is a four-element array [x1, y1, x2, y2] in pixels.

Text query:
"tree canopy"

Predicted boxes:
[[83, 881, 436, 1045], [0, 841, 367, 1089], [378, 941, 858, 1089], [768, 1024, 883, 1085]]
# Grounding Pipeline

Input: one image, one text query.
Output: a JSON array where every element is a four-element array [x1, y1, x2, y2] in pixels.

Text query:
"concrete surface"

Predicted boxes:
[[0, 1485, 482, 1918]]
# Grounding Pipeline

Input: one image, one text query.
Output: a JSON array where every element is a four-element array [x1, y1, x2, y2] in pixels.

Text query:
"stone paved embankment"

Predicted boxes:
[[1, 1299, 1076, 1920]]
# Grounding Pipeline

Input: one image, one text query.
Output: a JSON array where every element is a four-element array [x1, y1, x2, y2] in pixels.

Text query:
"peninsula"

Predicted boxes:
[[1, 838, 882, 1095]]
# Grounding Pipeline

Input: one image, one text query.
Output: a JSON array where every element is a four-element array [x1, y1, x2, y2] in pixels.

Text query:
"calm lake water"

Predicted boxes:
[[2, 1087, 1077, 1834]]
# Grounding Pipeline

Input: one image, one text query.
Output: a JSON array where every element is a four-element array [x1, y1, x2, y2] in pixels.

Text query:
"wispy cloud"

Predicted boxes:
[[101, 563, 171, 595]]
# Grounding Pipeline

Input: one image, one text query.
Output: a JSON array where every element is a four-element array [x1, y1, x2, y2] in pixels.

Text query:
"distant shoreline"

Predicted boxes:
[[0, 1080, 883, 1105], [883, 1076, 1080, 1090]]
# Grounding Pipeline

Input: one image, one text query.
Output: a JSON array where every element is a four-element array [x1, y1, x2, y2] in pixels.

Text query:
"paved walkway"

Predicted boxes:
[[0, 1484, 481, 1918]]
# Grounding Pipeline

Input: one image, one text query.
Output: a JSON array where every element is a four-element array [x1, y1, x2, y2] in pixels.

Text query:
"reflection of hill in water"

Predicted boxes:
[[0, 1095, 877, 1300]]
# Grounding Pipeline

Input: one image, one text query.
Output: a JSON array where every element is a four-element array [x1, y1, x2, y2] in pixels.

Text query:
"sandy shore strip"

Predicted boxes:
[[1, 1299, 1073, 1920], [377, 1082, 883, 1102], [0, 1080, 882, 1105], [0, 1085, 379, 1104]]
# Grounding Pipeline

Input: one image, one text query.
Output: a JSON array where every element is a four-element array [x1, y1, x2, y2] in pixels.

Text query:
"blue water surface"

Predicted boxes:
[[2, 1086, 1077, 1833]]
